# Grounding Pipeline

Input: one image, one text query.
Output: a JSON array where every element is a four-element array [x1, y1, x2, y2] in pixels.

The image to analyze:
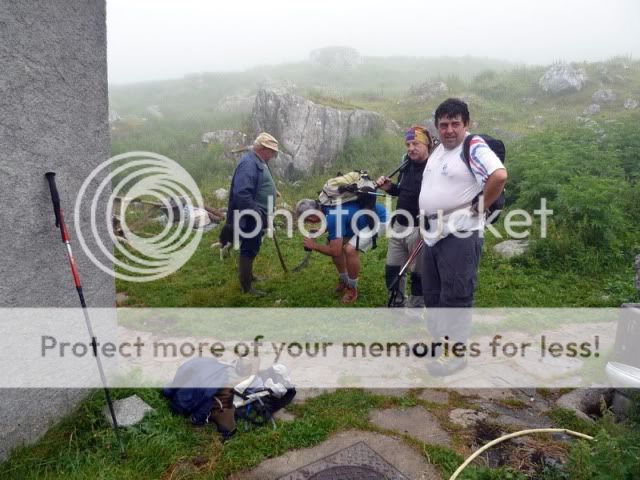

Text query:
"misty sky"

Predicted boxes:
[[107, 0, 639, 85]]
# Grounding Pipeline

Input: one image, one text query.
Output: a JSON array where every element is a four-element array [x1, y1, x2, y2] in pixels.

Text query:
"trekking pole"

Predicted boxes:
[[271, 226, 288, 273], [387, 240, 424, 307], [386, 157, 410, 180], [44, 172, 127, 459]]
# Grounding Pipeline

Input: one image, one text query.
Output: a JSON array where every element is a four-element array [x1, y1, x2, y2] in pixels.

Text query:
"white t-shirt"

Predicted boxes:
[[419, 134, 505, 245]]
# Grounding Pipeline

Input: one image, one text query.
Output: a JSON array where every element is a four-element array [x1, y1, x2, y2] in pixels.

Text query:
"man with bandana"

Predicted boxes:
[[376, 125, 434, 308]]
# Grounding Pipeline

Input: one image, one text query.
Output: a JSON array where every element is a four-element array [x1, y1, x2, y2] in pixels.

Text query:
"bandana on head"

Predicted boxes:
[[405, 127, 429, 146]]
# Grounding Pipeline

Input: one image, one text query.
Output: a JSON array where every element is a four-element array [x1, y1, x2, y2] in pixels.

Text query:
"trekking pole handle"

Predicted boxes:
[[45, 172, 72, 244], [45, 172, 61, 227]]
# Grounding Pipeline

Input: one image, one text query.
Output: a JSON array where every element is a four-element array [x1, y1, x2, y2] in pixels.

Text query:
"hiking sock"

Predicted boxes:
[[339, 272, 349, 284], [347, 277, 358, 289]]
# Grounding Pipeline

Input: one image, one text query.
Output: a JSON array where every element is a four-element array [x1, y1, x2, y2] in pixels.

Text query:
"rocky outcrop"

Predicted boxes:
[[624, 98, 638, 110], [539, 64, 587, 94], [252, 88, 383, 177], [309, 46, 361, 69]]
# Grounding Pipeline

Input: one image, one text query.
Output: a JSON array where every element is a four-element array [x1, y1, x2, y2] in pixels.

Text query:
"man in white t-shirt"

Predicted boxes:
[[418, 98, 507, 376]]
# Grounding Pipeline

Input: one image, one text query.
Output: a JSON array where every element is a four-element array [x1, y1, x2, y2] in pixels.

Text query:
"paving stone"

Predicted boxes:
[[369, 406, 451, 446], [449, 408, 488, 428], [418, 390, 450, 405], [451, 389, 513, 401], [474, 400, 553, 429], [231, 430, 441, 480], [103, 394, 153, 427]]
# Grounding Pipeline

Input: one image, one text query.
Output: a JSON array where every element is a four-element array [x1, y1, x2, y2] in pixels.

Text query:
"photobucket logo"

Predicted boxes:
[[74, 151, 204, 282]]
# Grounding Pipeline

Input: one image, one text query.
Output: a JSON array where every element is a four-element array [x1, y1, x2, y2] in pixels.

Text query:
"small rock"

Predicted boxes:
[[370, 406, 451, 445], [214, 188, 228, 201], [591, 89, 616, 104], [584, 104, 601, 115], [104, 395, 154, 427], [521, 97, 537, 106], [493, 240, 529, 259], [115, 292, 128, 307], [624, 98, 638, 110], [449, 408, 488, 428], [146, 104, 163, 119]]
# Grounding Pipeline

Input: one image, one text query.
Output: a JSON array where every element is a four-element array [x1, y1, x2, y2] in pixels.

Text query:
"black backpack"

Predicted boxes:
[[462, 134, 506, 223]]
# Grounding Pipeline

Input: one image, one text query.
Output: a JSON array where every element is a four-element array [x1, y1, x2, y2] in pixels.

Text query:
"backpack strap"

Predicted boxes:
[[461, 135, 476, 176]]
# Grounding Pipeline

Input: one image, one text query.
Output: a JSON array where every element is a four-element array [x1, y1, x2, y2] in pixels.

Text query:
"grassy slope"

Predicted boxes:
[[4, 56, 640, 478]]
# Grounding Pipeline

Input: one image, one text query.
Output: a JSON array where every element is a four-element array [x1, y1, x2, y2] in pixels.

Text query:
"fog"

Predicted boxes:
[[107, 0, 639, 85]]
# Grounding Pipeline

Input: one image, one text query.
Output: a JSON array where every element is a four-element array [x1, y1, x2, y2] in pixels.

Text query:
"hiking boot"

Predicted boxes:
[[335, 281, 348, 293], [427, 355, 468, 377], [341, 286, 358, 304]]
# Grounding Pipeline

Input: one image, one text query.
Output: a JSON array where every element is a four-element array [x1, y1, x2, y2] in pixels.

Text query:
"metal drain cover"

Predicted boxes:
[[278, 441, 409, 480], [308, 465, 386, 479]]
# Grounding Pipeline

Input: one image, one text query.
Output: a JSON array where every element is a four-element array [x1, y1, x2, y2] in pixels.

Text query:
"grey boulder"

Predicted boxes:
[[539, 64, 587, 94], [252, 88, 383, 177]]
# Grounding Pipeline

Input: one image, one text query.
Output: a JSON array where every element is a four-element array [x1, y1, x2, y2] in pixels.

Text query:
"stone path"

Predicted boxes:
[[228, 384, 599, 479], [112, 322, 614, 478]]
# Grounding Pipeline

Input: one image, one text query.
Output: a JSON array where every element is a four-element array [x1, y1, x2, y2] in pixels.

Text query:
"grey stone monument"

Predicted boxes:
[[0, 0, 114, 462]]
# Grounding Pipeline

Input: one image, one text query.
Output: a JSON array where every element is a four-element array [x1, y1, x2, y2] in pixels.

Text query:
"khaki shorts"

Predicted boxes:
[[385, 223, 423, 273]]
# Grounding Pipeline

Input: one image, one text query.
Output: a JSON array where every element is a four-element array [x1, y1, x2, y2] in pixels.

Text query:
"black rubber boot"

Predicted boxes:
[[239, 256, 266, 297]]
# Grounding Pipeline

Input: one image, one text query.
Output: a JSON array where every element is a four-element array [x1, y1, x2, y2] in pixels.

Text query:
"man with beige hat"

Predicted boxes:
[[224, 132, 279, 296]]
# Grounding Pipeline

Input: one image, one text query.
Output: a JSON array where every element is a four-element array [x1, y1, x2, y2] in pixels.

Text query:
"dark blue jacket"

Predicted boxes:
[[226, 150, 266, 230], [163, 358, 230, 425]]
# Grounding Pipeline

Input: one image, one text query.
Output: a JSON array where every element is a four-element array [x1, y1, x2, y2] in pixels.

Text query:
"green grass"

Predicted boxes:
[[7, 56, 640, 478], [0, 389, 535, 479]]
